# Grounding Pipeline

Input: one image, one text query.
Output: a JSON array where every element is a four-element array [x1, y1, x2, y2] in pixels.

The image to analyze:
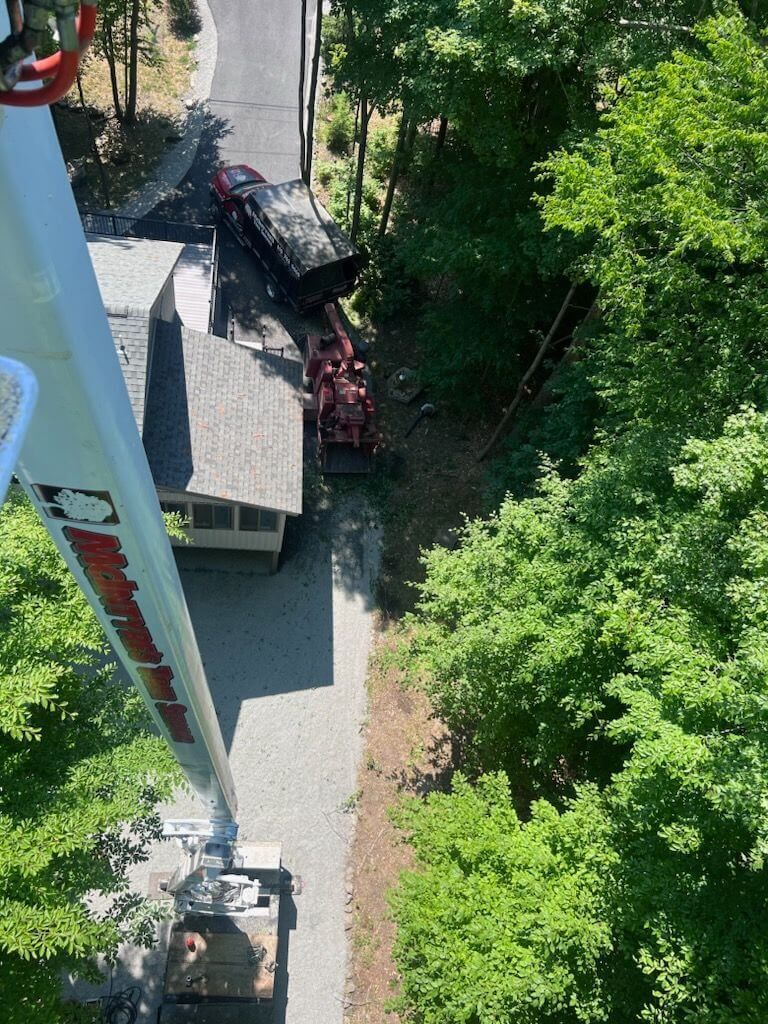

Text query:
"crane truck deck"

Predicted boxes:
[[0, 5, 291, 1020]]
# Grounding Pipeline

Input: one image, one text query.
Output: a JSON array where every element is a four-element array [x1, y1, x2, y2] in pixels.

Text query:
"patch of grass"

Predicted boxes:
[[353, 912, 380, 969], [340, 789, 363, 813]]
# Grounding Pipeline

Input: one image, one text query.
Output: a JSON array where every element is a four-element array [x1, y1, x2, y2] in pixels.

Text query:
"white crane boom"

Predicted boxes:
[[0, 16, 287, 921]]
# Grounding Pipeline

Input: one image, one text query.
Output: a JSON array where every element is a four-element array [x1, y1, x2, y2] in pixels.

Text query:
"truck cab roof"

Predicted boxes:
[[213, 164, 267, 197]]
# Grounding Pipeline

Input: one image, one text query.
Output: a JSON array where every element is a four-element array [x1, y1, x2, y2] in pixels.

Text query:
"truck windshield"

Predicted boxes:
[[230, 180, 263, 195]]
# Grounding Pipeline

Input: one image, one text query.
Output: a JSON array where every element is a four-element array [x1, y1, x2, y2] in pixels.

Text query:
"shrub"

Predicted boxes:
[[322, 92, 355, 155]]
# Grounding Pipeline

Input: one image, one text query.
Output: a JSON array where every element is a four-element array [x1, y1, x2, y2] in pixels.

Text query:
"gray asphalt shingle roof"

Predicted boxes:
[[87, 234, 184, 314], [143, 321, 303, 515], [107, 307, 152, 435]]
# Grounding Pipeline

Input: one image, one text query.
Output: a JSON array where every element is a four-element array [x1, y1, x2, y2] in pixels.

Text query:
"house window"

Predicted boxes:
[[160, 501, 187, 518], [193, 502, 233, 530], [239, 506, 278, 532]]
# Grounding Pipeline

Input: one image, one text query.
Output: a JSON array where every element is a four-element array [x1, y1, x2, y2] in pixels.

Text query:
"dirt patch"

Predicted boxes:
[[357, 317, 488, 619], [338, 315, 490, 1020], [344, 627, 451, 1023]]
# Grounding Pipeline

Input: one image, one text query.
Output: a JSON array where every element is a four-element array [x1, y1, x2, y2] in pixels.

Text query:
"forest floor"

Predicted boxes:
[[333, 316, 489, 1021], [53, 0, 197, 210]]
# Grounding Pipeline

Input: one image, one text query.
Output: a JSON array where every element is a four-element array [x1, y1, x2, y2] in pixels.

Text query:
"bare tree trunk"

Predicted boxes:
[[377, 112, 409, 239], [123, 2, 128, 113], [125, 0, 141, 125], [477, 282, 578, 462], [77, 72, 112, 209], [350, 95, 370, 245], [298, 0, 307, 177], [352, 97, 360, 155], [434, 116, 448, 158], [303, 0, 323, 184], [104, 23, 124, 121], [423, 116, 448, 193]]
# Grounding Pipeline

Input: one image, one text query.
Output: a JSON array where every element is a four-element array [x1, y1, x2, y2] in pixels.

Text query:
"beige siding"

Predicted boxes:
[[157, 487, 285, 553], [158, 276, 177, 323]]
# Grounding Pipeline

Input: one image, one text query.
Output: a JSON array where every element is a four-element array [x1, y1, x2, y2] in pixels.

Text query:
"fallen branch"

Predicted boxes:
[[476, 282, 578, 462], [357, 825, 387, 873], [528, 294, 601, 411], [618, 17, 692, 33]]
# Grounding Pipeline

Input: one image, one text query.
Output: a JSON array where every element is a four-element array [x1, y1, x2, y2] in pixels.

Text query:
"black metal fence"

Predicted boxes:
[[81, 211, 215, 247]]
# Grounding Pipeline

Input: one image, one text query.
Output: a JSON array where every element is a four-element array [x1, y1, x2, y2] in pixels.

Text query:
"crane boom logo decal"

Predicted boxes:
[[62, 525, 195, 744], [32, 483, 120, 523]]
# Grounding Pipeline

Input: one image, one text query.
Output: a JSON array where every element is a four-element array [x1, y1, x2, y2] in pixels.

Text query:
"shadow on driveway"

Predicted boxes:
[[172, 495, 374, 754]]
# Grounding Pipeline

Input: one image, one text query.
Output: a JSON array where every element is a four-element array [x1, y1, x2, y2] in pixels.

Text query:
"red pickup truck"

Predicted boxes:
[[210, 165, 363, 313]]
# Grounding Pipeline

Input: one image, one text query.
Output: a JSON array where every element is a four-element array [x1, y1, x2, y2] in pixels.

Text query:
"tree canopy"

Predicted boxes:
[[391, 11, 768, 1023], [326, 0, 763, 397]]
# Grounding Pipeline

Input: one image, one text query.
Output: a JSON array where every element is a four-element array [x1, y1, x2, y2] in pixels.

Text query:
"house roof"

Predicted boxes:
[[107, 307, 152, 435], [247, 179, 358, 273], [143, 321, 303, 515], [87, 234, 184, 315]]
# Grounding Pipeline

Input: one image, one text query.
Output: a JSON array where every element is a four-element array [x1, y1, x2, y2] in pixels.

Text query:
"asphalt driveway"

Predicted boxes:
[[152, 0, 319, 347]]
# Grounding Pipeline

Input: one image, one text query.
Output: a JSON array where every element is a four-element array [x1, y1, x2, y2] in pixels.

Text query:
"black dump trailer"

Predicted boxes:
[[242, 180, 363, 313]]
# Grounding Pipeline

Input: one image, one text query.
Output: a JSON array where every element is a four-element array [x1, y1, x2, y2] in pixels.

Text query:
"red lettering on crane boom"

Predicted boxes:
[[62, 526, 195, 744]]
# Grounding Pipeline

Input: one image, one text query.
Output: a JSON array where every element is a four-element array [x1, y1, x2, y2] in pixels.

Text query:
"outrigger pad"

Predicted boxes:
[[323, 446, 372, 474]]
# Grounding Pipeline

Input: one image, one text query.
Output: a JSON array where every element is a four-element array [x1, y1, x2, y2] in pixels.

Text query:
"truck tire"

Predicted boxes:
[[265, 279, 282, 303]]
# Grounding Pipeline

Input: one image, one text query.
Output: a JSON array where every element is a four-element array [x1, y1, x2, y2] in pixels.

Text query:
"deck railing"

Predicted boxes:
[[81, 211, 215, 247]]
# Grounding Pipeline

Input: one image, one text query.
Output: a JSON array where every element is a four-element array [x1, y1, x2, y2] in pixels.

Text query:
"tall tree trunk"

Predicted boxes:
[[352, 97, 360, 156], [423, 116, 448, 193], [350, 95, 370, 245], [123, 2, 128, 113], [103, 24, 124, 121], [298, 0, 307, 177], [77, 72, 112, 209], [434, 116, 448, 158], [303, 0, 323, 185], [125, 0, 141, 125], [377, 111, 409, 239]]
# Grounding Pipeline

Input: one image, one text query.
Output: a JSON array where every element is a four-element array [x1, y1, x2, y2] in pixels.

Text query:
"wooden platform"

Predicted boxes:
[[164, 918, 277, 1004]]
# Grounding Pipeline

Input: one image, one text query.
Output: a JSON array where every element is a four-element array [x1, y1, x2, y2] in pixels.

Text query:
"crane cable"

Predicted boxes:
[[0, 0, 97, 107]]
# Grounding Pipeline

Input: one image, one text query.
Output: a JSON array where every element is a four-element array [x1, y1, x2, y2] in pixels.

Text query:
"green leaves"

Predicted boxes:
[[0, 492, 179, 1020], [391, 778, 617, 1024], [392, 13, 768, 1023]]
